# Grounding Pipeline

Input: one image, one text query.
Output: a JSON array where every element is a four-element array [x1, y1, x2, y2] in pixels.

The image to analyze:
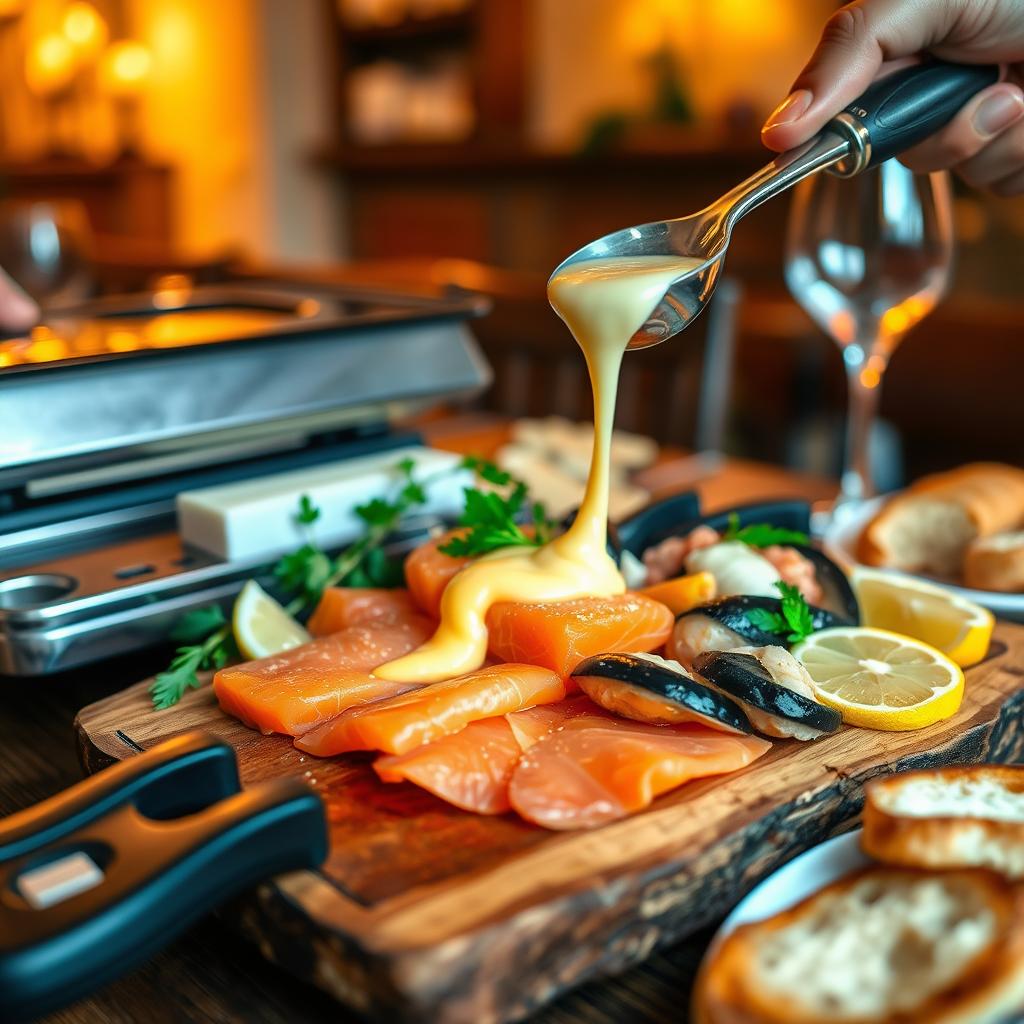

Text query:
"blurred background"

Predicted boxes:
[[0, 0, 1021, 483]]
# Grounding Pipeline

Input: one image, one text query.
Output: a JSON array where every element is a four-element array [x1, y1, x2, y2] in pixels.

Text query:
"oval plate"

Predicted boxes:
[[715, 829, 868, 947], [824, 495, 1024, 622]]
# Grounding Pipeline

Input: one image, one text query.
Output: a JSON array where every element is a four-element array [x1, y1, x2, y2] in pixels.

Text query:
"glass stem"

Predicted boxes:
[[841, 363, 882, 503]]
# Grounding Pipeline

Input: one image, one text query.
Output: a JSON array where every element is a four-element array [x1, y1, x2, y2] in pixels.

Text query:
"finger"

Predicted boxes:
[[899, 82, 1024, 172], [949, 105, 1024, 188], [990, 167, 1024, 197], [761, 0, 967, 152], [0, 268, 38, 333]]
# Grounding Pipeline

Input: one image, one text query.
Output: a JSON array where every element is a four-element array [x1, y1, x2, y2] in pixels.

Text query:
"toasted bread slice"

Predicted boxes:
[[863, 765, 1024, 878], [858, 463, 1024, 576], [964, 531, 1024, 593], [694, 866, 1024, 1024]]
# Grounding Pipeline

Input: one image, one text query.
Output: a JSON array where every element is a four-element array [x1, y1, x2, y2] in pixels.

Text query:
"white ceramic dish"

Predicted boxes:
[[824, 495, 1024, 622], [713, 830, 868, 947]]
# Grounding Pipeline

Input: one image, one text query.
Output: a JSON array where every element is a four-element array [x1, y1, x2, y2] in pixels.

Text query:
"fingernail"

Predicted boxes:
[[762, 89, 813, 132], [973, 91, 1024, 137]]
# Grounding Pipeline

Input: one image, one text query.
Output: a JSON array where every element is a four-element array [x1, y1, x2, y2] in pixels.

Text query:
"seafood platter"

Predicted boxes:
[[74, 252, 1024, 1023]]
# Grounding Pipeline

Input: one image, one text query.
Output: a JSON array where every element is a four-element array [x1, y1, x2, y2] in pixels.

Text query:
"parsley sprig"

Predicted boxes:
[[744, 582, 815, 644], [440, 457, 554, 558], [723, 513, 809, 549], [150, 606, 238, 710]]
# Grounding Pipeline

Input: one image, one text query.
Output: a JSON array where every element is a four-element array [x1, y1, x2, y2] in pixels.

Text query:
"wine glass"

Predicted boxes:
[[0, 200, 95, 309], [784, 161, 954, 514]]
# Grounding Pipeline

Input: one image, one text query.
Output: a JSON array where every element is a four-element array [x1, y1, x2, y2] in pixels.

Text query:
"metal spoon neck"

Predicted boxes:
[[712, 131, 850, 236]]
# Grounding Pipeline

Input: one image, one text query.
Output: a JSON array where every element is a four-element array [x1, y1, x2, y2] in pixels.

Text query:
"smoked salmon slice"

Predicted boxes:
[[214, 617, 433, 737], [296, 663, 567, 757], [374, 717, 522, 814], [307, 587, 420, 635], [504, 695, 604, 748], [404, 529, 471, 618], [373, 698, 598, 814], [486, 594, 674, 676], [509, 718, 771, 830]]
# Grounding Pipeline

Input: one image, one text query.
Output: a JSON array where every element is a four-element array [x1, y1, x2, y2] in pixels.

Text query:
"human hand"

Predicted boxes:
[[0, 267, 38, 334], [761, 0, 1024, 195]]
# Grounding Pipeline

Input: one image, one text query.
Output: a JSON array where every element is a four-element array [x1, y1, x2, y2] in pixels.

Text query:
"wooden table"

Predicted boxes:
[[0, 420, 834, 1024]]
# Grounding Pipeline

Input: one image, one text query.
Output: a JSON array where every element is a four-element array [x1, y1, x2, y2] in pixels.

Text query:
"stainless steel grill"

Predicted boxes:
[[0, 277, 491, 675]]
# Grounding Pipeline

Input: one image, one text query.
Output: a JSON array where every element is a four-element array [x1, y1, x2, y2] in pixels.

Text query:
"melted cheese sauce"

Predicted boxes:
[[377, 255, 703, 683]]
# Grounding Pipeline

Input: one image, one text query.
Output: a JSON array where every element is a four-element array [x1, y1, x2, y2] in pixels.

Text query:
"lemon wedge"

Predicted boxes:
[[791, 626, 964, 731], [852, 567, 994, 668], [233, 579, 310, 661]]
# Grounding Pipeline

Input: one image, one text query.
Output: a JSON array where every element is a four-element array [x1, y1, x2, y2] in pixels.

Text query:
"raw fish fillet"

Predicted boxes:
[[486, 594, 674, 676], [509, 718, 771, 830], [214, 617, 433, 736], [373, 698, 599, 814], [307, 587, 421, 635], [403, 530, 471, 618], [297, 663, 566, 757], [374, 717, 522, 814]]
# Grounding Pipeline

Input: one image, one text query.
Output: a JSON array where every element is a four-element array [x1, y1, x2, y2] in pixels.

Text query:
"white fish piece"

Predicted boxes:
[[686, 540, 781, 598], [729, 644, 826, 741]]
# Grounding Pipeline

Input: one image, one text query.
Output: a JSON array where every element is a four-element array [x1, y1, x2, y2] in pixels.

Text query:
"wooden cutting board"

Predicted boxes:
[[76, 624, 1024, 1024]]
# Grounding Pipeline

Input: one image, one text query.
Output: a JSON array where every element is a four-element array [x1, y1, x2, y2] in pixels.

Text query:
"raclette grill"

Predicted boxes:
[[0, 278, 491, 675]]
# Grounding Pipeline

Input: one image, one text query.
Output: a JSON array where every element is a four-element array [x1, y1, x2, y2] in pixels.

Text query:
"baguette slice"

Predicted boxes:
[[964, 531, 1024, 593], [694, 867, 1024, 1024], [863, 765, 1024, 878], [858, 463, 1024, 576]]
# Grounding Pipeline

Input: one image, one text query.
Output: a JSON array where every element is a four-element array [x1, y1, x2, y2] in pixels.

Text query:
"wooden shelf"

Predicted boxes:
[[340, 10, 475, 47], [329, 0, 525, 149], [0, 156, 173, 246], [313, 135, 767, 176]]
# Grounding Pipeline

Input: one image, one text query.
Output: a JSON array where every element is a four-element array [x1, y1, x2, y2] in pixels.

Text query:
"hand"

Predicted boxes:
[[761, 0, 1024, 195], [0, 267, 37, 334]]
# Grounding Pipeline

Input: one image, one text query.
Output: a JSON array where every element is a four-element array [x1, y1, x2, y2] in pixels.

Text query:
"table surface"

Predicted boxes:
[[1, 415, 834, 1024]]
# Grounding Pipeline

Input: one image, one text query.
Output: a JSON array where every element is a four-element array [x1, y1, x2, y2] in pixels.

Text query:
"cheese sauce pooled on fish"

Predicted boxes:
[[377, 255, 703, 683]]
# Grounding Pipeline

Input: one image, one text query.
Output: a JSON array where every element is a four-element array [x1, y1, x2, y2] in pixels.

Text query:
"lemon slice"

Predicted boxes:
[[233, 579, 311, 660], [852, 567, 994, 667], [791, 626, 964, 731]]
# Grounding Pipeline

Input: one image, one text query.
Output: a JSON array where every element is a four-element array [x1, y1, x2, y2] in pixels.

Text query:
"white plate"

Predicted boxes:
[[712, 830, 869, 950], [823, 495, 1024, 622]]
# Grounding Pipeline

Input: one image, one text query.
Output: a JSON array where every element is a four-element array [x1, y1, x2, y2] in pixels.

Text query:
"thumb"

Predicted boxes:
[[761, 0, 957, 152], [0, 268, 39, 334]]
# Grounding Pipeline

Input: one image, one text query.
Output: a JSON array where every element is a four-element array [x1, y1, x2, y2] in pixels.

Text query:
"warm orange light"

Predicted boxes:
[[25, 326, 68, 363], [25, 33, 76, 96], [827, 309, 857, 347], [859, 365, 881, 389], [106, 329, 141, 352], [99, 40, 153, 97], [880, 293, 937, 339], [0, 0, 24, 20], [63, 2, 108, 61]]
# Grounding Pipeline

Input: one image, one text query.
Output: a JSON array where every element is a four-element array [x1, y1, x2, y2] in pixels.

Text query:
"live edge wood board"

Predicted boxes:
[[76, 623, 1024, 1024]]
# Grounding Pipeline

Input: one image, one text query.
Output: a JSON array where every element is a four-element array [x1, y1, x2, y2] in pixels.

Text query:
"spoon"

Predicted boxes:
[[551, 60, 998, 350]]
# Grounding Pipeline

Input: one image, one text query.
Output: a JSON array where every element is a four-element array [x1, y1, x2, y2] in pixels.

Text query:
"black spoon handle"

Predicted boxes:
[[828, 60, 1000, 174]]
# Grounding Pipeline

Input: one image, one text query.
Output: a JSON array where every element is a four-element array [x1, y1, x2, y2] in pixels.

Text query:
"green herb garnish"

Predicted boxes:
[[744, 581, 815, 644], [295, 493, 321, 526], [150, 606, 237, 710], [723, 513, 809, 549], [440, 457, 553, 558]]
